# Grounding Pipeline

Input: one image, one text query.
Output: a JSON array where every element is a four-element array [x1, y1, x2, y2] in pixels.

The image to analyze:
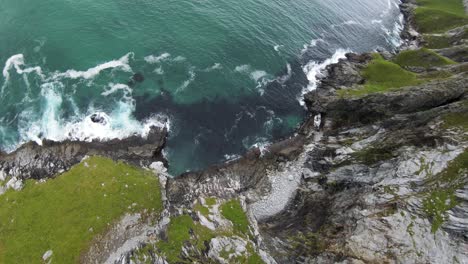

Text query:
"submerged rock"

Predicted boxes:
[[90, 113, 108, 125]]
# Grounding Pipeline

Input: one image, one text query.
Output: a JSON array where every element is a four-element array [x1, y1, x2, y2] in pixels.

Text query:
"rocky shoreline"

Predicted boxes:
[[1, 0, 467, 263], [0, 126, 167, 184]]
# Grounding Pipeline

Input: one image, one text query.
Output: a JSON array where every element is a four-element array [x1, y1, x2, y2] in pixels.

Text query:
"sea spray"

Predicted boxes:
[[300, 49, 350, 105]]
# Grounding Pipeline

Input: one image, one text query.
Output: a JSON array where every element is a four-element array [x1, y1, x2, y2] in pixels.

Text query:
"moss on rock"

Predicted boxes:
[[422, 150, 467, 233]]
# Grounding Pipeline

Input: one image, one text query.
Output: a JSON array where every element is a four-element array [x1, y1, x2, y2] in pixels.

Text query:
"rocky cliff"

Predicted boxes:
[[0, 0, 467, 263]]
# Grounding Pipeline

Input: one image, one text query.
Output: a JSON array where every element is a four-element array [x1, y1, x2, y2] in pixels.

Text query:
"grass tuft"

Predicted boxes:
[[220, 199, 250, 236], [442, 111, 468, 132], [422, 190, 459, 233], [156, 215, 194, 263], [155, 214, 215, 263]]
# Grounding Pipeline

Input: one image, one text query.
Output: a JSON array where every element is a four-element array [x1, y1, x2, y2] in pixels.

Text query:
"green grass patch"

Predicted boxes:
[[155, 215, 215, 263], [415, 0, 468, 33], [424, 24, 468, 49], [230, 243, 265, 264], [156, 215, 194, 263], [393, 48, 456, 68], [205, 197, 217, 206], [0, 156, 163, 264], [442, 111, 468, 131], [242, 245, 265, 264], [138, 198, 260, 263], [220, 199, 250, 236], [419, 69, 453, 79], [247, 252, 265, 264], [423, 34, 452, 49], [194, 202, 210, 217], [338, 54, 423, 97], [417, 0, 466, 16], [194, 197, 217, 217], [422, 190, 459, 233]]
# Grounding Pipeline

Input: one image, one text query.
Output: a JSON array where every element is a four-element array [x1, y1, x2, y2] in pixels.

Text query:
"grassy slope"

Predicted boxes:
[[415, 0, 467, 33], [0, 156, 163, 263], [393, 48, 456, 68], [220, 199, 251, 236], [338, 54, 422, 97], [338, 48, 458, 97]]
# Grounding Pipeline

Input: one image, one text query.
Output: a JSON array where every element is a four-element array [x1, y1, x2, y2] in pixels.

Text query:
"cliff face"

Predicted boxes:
[[161, 0, 468, 261], [160, 57, 467, 263], [0, 0, 467, 263]]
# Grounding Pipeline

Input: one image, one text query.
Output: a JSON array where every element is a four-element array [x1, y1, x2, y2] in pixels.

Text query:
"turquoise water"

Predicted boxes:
[[0, 0, 402, 174]]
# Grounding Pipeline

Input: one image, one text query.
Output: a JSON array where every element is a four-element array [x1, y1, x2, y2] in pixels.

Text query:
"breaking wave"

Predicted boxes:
[[0, 53, 170, 152]]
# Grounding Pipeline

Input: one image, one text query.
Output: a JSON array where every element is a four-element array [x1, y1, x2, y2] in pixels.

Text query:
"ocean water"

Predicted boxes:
[[0, 0, 403, 175]]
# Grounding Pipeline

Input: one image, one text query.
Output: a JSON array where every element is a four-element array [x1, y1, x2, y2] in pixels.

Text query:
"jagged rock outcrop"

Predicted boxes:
[[0, 126, 167, 180]]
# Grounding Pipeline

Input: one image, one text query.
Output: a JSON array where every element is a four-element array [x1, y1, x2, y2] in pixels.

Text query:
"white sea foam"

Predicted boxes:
[[203, 63, 222, 72], [273, 45, 283, 52], [344, 20, 359, 25], [33, 38, 47, 53], [235, 64, 269, 90], [301, 38, 325, 54], [2, 53, 169, 151], [278, 63, 292, 83], [173, 56, 186, 62], [252, 141, 271, 157], [1, 54, 45, 96], [224, 154, 241, 161], [154, 66, 164, 75], [53, 53, 133, 80], [380, 0, 393, 18], [331, 20, 360, 29], [101, 83, 132, 97], [144, 53, 171, 64], [300, 49, 349, 105], [250, 70, 267, 82], [234, 64, 251, 73], [176, 68, 196, 93], [380, 13, 404, 48], [18, 92, 169, 148]]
